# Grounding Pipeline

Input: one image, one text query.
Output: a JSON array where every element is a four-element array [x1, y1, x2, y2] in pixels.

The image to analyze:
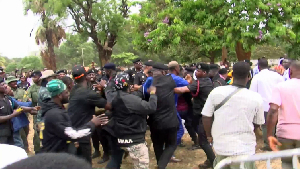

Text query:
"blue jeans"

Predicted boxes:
[[176, 112, 184, 145], [13, 130, 24, 149]]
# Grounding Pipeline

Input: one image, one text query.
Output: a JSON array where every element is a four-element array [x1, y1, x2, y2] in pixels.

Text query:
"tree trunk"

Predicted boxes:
[[45, 29, 57, 71], [209, 51, 215, 64], [97, 48, 112, 67], [222, 46, 227, 63], [235, 42, 251, 61]]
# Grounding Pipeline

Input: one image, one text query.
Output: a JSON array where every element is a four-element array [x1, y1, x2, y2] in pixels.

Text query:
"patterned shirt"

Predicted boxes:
[[201, 85, 264, 156]]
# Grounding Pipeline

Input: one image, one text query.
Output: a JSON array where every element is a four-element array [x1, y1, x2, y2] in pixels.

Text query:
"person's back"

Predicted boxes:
[[270, 78, 300, 139], [148, 75, 178, 129], [204, 85, 264, 155], [250, 69, 284, 111]]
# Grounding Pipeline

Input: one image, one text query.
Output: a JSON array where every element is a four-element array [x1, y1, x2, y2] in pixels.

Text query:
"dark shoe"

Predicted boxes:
[[260, 146, 272, 151], [123, 151, 129, 159], [198, 160, 212, 169], [188, 144, 201, 150], [92, 151, 101, 159], [97, 155, 109, 164], [169, 157, 182, 163]]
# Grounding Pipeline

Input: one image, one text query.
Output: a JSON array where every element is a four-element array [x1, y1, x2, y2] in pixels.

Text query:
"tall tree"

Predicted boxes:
[[132, 0, 298, 61], [46, 0, 129, 66], [24, 0, 66, 70]]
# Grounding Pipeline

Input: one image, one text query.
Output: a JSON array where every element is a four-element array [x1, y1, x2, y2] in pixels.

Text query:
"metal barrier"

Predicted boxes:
[[214, 148, 300, 169]]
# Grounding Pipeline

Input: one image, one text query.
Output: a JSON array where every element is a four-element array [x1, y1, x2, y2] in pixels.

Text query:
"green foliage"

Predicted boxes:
[[43, 0, 129, 65], [111, 53, 139, 66], [5, 63, 19, 73], [0, 57, 6, 67], [5, 56, 44, 73], [55, 34, 99, 69], [132, 0, 300, 62]]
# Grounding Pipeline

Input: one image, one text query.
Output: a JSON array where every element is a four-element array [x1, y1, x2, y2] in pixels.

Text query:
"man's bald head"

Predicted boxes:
[[289, 61, 300, 79]]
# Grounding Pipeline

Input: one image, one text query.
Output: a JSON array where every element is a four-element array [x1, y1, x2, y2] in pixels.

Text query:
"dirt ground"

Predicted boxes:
[[91, 131, 282, 169], [27, 115, 282, 169]]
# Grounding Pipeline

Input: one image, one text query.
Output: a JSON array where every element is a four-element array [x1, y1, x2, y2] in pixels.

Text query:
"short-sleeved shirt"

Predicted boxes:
[[0, 97, 19, 137], [133, 72, 147, 86], [270, 78, 300, 140], [187, 78, 213, 115], [201, 85, 264, 156]]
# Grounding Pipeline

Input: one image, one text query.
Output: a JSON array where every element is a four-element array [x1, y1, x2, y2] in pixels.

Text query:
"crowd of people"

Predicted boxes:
[[0, 57, 299, 169]]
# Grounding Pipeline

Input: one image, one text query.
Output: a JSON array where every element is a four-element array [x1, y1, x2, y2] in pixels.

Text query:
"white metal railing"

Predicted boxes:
[[214, 148, 300, 169]]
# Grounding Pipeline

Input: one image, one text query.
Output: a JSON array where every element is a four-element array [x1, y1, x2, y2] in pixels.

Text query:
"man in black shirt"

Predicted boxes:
[[148, 62, 179, 169], [68, 65, 107, 164], [109, 73, 157, 169], [0, 81, 38, 145], [213, 68, 228, 88], [133, 61, 153, 91], [174, 63, 215, 168], [126, 58, 143, 89]]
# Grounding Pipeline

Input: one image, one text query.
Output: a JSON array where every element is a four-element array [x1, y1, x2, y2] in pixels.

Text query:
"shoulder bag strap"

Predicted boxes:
[[214, 88, 243, 112]]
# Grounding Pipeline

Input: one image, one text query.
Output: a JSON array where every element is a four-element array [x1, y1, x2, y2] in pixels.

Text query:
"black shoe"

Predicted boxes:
[[198, 160, 212, 169], [92, 151, 101, 159], [188, 144, 201, 150], [97, 155, 109, 164]]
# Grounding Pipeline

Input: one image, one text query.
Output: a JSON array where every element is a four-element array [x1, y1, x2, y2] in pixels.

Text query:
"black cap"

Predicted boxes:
[[209, 64, 219, 70], [153, 62, 167, 70], [87, 68, 97, 74], [103, 63, 116, 70], [185, 67, 195, 73], [132, 58, 142, 64], [196, 63, 210, 72], [56, 69, 67, 74], [219, 68, 228, 75], [72, 65, 86, 79], [30, 70, 42, 77], [144, 61, 154, 66]]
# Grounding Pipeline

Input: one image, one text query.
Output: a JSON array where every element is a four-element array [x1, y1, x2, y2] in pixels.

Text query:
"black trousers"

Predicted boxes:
[[92, 128, 100, 152], [179, 110, 198, 144], [0, 135, 14, 145], [150, 127, 178, 169], [97, 128, 111, 156], [77, 142, 92, 164], [198, 117, 215, 165]]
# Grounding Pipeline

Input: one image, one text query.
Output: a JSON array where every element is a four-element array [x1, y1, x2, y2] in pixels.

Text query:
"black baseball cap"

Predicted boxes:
[[72, 65, 86, 79]]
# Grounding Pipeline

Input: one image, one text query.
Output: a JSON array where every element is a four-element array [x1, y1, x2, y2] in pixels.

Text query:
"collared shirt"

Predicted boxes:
[[270, 78, 300, 140], [249, 69, 284, 112], [170, 74, 189, 106], [219, 74, 226, 80], [253, 65, 260, 76], [283, 68, 290, 81], [202, 85, 264, 156], [133, 72, 147, 86]]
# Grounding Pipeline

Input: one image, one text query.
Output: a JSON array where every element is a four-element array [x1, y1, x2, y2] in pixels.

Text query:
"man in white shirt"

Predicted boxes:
[[249, 58, 284, 151], [202, 61, 264, 169]]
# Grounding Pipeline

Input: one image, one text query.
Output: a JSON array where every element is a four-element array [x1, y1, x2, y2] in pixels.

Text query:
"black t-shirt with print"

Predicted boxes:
[[0, 96, 19, 137], [148, 75, 178, 129], [187, 78, 213, 116]]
